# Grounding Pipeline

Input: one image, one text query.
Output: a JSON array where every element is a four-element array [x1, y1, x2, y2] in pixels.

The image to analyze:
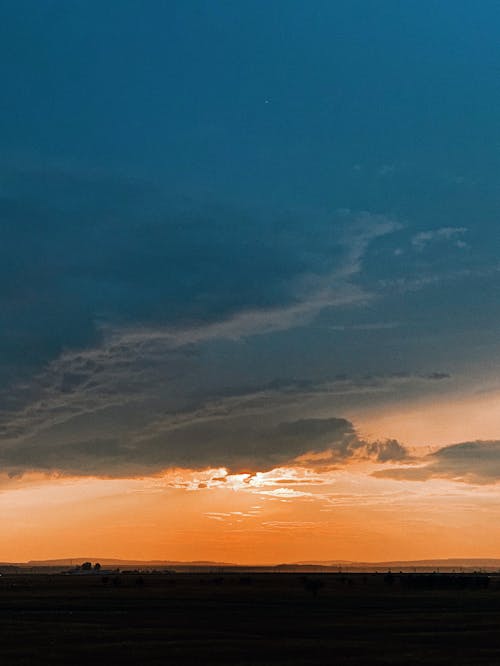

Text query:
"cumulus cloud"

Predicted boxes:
[[374, 440, 500, 485], [363, 439, 411, 463]]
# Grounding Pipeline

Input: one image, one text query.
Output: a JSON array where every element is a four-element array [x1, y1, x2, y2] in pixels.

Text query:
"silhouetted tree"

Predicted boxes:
[[94, 562, 101, 572], [81, 562, 92, 571], [384, 572, 394, 586]]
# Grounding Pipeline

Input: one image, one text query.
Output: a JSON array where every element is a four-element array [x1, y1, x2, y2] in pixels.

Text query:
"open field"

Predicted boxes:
[[2, 573, 500, 665]]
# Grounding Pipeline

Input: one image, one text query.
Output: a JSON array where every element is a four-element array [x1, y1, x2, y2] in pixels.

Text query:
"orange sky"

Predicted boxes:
[[3, 0, 500, 570], [3, 388, 500, 564], [353, 387, 500, 448], [3, 462, 500, 564]]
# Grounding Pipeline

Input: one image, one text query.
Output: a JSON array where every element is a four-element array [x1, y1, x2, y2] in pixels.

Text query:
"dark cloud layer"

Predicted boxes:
[[1, 0, 500, 480], [0, 168, 412, 477], [0, 369, 413, 476], [0, 170, 485, 480], [0, 414, 356, 476], [0, 353, 433, 477]]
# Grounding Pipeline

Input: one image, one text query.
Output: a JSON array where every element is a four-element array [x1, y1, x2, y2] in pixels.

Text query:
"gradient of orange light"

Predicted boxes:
[[353, 388, 500, 449], [3, 468, 500, 564]]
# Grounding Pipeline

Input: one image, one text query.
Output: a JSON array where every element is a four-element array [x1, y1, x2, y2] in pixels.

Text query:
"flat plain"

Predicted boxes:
[[2, 573, 500, 665]]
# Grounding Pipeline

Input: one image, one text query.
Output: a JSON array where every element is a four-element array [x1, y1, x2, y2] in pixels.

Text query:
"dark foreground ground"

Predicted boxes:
[[2, 573, 500, 665]]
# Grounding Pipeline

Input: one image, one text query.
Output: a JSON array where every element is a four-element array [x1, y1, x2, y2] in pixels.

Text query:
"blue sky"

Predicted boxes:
[[1, 1, 500, 478]]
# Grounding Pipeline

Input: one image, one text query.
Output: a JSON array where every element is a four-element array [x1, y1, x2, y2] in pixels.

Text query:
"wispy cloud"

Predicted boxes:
[[0, 365, 447, 476], [0, 211, 404, 476], [326, 322, 401, 332], [411, 227, 467, 252]]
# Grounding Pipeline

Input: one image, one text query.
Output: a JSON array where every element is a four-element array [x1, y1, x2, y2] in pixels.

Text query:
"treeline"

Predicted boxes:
[[384, 572, 490, 589]]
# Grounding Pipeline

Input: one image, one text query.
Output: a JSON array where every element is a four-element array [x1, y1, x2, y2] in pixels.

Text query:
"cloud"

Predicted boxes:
[[374, 440, 500, 485], [411, 227, 467, 252], [422, 372, 450, 381], [327, 321, 400, 332], [0, 170, 408, 477], [0, 168, 399, 386], [0, 169, 398, 396], [0, 365, 415, 475], [1, 170, 475, 484], [0, 363, 435, 477], [0, 414, 356, 475], [363, 439, 411, 463]]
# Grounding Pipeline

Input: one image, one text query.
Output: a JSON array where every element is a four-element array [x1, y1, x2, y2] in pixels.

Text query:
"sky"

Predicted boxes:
[[1, 0, 500, 564]]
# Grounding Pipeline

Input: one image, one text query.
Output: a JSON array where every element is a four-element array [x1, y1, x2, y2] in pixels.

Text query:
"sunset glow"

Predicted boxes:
[[4, 433, 500, 564], [1, 1, 500, 569]]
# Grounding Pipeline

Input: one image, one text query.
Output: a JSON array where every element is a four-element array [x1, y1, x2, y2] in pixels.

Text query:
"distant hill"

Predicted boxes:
[[2, 557, 500, 571], [21, 558, 237, 567]]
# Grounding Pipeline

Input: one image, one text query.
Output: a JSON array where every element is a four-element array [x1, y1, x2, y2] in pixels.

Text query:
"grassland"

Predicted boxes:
[[2, 573, 500, 664]]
